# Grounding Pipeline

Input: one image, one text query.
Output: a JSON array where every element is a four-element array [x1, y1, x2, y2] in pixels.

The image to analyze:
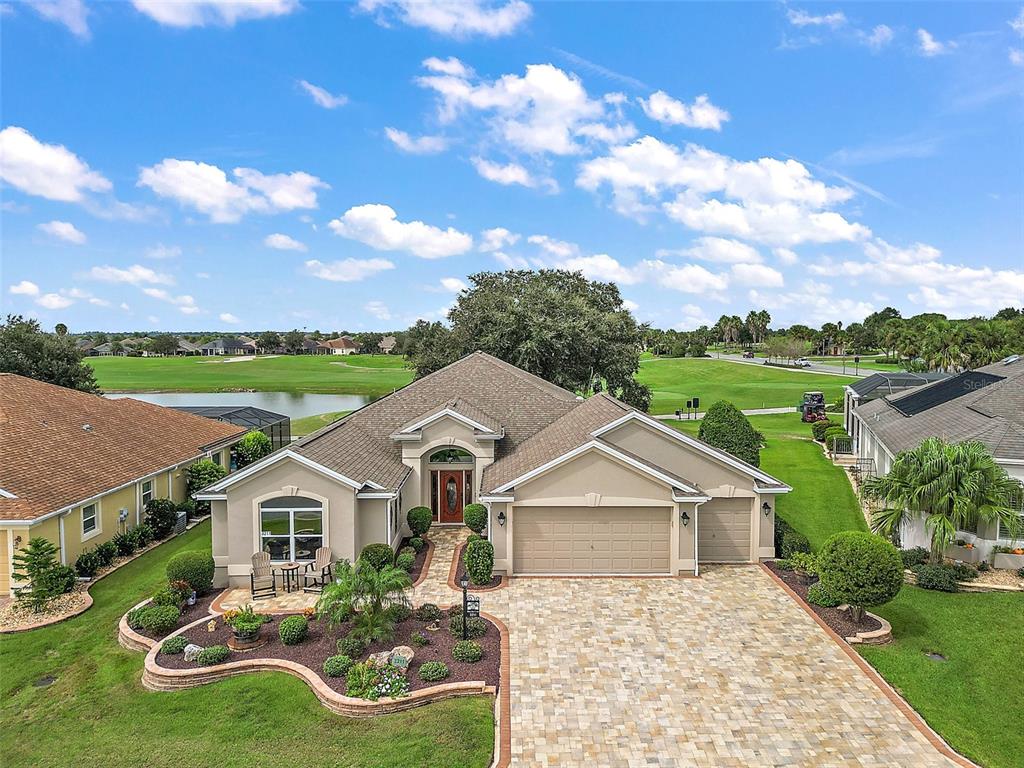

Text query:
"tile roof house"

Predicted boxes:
[[0, 374, 245, 596], [852, 355, 1024, 559], [319, 336, 360, 355], [199, 352, 790, 586]]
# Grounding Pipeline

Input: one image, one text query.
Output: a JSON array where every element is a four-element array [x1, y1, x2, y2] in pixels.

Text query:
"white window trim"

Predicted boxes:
[[255, 494, 328, 563], [81, 500, 101, 542]]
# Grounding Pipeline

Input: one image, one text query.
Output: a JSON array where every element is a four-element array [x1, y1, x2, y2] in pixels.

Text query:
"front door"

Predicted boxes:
[[436, 469, 464, 524]]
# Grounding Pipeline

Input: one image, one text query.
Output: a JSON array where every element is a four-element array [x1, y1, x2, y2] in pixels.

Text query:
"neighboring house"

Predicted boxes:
[[843, 371, 950, 438], [198, 352, 790, 587], [91, 342, 123, 356], [75, 338, 96, 355], [301, 337, 326, 355], [0, 374, 245, 596], [175, 337, 201, 356], [171, 406, 291, 453], [320, 336, 360, 355], [200, 338, 253, 356], [378, 335, 397, 354], [853, 355, 1024, 558]]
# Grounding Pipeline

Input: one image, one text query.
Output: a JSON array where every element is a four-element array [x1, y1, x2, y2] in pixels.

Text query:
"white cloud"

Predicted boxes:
[[440, 277, 468, 293], [749, 283, 876, 325], [1010, 49, 1024, 67], [86, 264, 174, 286], [298, 80, 348, 109], [132, 0, 298, 27], [24, 0, 89, 38], [493, 251, 530, 269], [1010, 8, 1024, 36], [145, 244, 181, 259], [38, 220, 86, 244], [264, 233, 307, 251], [472, 157, 553, 190], [787, 8, 846, 28], [917, 29, 954, 57], [0, 126, 111, 203], [527, 234, 579, 259], [36, 292, 74, 310], [644, 260, 729, 294], [143, 287, 200, 314], [559, 253, 644, 285], [641, 91, 730, 131], [358, 0, 532, 38], [364, 300, 392, 320], [661, 236, 761, 264], [88, 296, 111, 307], [138, 160, 327, 223], [195, 272, 211, 279], [774, 247, 799, 265], [422, 56, 473, 77], [861, 24, 894, 51], [328, 204, 473, 258], [621, 298, 639, 313], [219, 312, 240, 324], [303, 258, 396, 282], [479, 227, 520, 252], [730, 262, 784, 287], [675, 303, 711, 331], [9, 280, 40, 296], [385, 128, 449, 155]]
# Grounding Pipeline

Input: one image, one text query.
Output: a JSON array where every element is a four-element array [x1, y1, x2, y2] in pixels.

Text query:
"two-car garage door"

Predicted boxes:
[[513, 507, 670, 575]]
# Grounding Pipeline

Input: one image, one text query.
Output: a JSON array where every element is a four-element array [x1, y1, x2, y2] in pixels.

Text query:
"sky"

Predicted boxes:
[[1, 0, 1022, 334]]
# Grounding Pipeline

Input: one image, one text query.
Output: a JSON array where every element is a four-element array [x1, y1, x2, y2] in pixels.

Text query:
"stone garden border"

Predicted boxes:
[[843, 610, 892, 645]]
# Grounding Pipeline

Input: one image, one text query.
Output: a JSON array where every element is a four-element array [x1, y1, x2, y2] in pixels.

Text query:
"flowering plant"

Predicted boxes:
[[345, 659, 409, 701]]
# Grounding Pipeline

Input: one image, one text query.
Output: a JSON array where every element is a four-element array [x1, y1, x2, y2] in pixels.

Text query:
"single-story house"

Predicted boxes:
[[843, 371, 950, 438], [198, 352, 790, 586], [320, 336, 360, 355], [378, 335, 397, 354], [200, 338, 254, 356], [853, 355, 1024, 558], [0, 374, 245, 596]]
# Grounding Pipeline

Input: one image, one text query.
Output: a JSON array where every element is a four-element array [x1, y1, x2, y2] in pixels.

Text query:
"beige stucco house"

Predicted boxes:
[[199, 352, 790, 586]]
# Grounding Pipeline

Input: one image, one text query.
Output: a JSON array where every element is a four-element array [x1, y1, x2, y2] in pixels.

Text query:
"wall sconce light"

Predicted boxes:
[[13, 535, 22, 548], [497, 509, 506, 527], [680, 510, 690, 526], [762, 502, 772, 517]]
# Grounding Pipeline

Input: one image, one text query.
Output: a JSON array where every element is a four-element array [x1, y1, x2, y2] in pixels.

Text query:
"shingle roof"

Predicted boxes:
[[394, 397, 503, 436], [321, 336, 360, 350], [0, 375, 245, 522], [847, 371, 951, 398]]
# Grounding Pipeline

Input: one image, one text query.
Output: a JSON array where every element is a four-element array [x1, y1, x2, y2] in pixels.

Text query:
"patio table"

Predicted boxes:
[[279, 562, 300, 593]]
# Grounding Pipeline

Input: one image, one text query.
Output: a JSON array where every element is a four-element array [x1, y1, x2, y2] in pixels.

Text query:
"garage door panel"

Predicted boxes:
[[514, 506, 670, 574], [698, 499, 752, 562]]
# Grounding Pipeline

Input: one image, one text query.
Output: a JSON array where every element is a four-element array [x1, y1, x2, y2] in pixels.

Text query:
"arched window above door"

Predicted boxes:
[[428, 447, 473, 464]]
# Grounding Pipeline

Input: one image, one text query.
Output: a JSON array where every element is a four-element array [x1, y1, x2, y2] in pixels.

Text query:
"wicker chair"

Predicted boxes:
[[250, 551, 277, 600], [301, 546, 333, 593]]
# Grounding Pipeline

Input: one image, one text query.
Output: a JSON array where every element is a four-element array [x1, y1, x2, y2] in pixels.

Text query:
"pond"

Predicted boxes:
[[104, 391, 372, 420]]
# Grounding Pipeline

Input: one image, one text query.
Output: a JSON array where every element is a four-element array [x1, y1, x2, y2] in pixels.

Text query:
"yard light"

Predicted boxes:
[[762, 502, 772, 517], [680, 510, 690, 526], [459, 572, 470, 640], [497, 509, 506, 527]]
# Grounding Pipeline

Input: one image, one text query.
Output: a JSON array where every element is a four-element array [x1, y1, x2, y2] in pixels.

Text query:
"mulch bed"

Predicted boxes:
[[399, 536, 431, 583], [765, 561, 882, 640], [456, 543, 502, 590], [156, 609, 501, 695], [134, 592, 219, 641]]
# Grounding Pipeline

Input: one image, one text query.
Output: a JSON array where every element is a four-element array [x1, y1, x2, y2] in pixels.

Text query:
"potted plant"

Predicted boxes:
[[171, 579, 196, 606], [226, 605, 264, 646]]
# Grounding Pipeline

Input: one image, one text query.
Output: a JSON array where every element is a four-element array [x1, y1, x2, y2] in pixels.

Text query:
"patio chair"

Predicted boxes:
[[301, 546, 333, 593], [250, 551, 277, 600]]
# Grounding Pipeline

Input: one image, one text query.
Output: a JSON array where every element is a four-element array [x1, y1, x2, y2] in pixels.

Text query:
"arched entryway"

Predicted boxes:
[[426, 447, 475, 524]]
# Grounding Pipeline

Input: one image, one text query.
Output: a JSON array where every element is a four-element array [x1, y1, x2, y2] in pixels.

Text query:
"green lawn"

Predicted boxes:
[[291, 410, 351, 436], [0, 522, 494, 768], [88, 354, 414, 395], [638, 357, 856, 414]]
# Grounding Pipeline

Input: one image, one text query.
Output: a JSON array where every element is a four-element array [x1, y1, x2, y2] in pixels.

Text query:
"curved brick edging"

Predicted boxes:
[[759, 563, 980, 768], [117, 598, 158, 652], [845, 610, 892, 645], [448, 541, 509, 593], [411, 537, 436, 589]]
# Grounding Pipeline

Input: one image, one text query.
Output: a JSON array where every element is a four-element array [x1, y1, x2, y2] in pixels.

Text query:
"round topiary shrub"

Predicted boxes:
[[818, 532, 903, 620], [338, 635, 366, 658], [359, 543, 394, 571], [452, 640, 483, 663], [278, 615, 308, 645], [465, 538, 494, 585], [409, 537, 426, 552], [807, 582, 842, 608], [698, 400, 765, 467], [166, 551, 215, 594], [811, 419, 839, 442], [407, 506, 433, 537], [161, 635, 189, 655], [418, 661, 450, 681], [913, 564, 960, 592], [135, 604, 181, 634], [448, 612, 487, 639], [75, 549, 101, 578], [196, 645, 230, 665], [462, 503, 488, 534], [780, 528, 811, 559], [144, 498, 179, 539], [323, 654, 354, 678], [414, 603, 442, 622], [395, 552, 415, 572]]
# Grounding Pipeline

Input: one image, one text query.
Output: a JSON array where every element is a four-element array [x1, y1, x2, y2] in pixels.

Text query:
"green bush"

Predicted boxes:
[[818, 532, 903, 618], [388, 604, 412, 623], [135, 604, 181, 634], [129, 524, 154, 549], [234, 429, 273, 469], [462, 503, 488, 534], [177, 498, 197, 522], [323, 654, 354, 678], [414, 603, 442, 622], [823, 425, 847, 439], [900, 547, 930, 568], [807, 582, 842, 607], [409, 537, 426, 552], [151, 584, 185, 608], [111, 531, 136, 557], [278, 615, 308, 645], [407, 506, 432, 537], [698, 400, 765, 467], [395, 552, 415, 572], [40, 564, 77, 595], [467, 533, 482, 544], [74, 549, 102, 578], [779, 551, 818, 575], [418, 661, 449, 682], [914, 564, 960, 592], [126, 607, 144, 630], [949, 563, 978, 582], [196, 645, 230, 665], [811, 419, 839, 442], [161, 635, 189, 655], [144, 499, 179, 539], [448, 612, 487, 639], [345, 660, 409, 701], [338, 635, 366, 658], [359, 543, 394, 571], [166, 551, 215, 594], [186, 459, 227, 517], [95, 540, 117, 567], [465, 538, 494, 585], [411, 631, 429, 647], [452, 640, 483, 663], [780, 528, 811, 559]]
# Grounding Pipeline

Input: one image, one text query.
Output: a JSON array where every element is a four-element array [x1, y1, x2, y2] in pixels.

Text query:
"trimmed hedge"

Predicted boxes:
[[818, 532, 903, 615], [913, 564, 959, 592], [134, 604, 181, 634], [418, 661, 450, 681], [448, 612, 487, 639], [166, 551, 214, 594], [407, 506, 432, 537], [359, 543, 394, 571], [462, 503, 488, 534], [900, 547, 930, 568], [323, 654, 354, 678], [465, 538, 494, 585], [196, 645, 230, 665], [409, 536, 426, 552], [811, 419, 839, 442], [698, 400, 765, 467], [452, 640, 483, 663], [396, 552, 415, 572], [338, 635, 366, 658], [279, 615, 308, 645], [780, 528, 811, 559], [161, 635, 189, 655]]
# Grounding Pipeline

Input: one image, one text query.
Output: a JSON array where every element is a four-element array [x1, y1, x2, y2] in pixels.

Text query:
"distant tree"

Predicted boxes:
[[283, 329, 305, 354], [110, 340, 124, 355], [993, 307, 1023, 321], [358, 332, 384, 355], [148, 334, 180, 356], [698, 400, 765, 467], [93, 331, 109, 345], [404, 320, 455, 375], [234, 430, 273, 468], [54, 323, 68, 336], [256, 331, 282, 352], [0, 315, 100, 393]]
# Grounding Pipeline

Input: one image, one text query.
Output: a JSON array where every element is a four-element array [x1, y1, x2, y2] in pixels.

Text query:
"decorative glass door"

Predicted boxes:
[[436, 469, 465, 523]]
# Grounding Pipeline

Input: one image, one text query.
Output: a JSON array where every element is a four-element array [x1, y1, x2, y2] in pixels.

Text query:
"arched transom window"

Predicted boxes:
[[260, 495, 323, 562], [428, 447, 474, 464]]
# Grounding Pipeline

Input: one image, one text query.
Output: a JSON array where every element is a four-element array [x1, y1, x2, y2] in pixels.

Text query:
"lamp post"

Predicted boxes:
[[459, 571, 469, 640]]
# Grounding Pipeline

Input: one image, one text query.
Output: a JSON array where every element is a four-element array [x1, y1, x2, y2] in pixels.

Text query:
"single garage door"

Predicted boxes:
[[698, 498, 752, 562], [513, 506, 670, 575]]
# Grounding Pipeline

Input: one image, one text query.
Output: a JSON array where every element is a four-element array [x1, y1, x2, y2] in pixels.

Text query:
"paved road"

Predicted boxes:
[[713, 352, 884, 377], [652, 406, 796, 421]]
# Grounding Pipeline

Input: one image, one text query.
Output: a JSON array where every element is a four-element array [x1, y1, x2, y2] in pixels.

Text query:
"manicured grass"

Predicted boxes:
[[0, 522, 494, 768], [291, 410, 350, 436], [88, 354, 414, 395], [860, 587, 1024, 768], [667, 412, 866, 549], [638, 357, 855, 414]]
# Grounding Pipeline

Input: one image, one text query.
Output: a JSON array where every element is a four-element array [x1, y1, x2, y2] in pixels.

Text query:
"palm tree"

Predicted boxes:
[[863, 438, 1023, 563], [350, 562, 411, 644]]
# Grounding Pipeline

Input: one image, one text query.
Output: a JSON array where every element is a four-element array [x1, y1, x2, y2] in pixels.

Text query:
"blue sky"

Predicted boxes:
[[1, 0, 1022, 334]]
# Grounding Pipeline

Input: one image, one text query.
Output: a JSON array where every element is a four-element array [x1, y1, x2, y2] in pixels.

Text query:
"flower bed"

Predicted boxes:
[[765, 561, 883, 640], [398, 536, 432, 584], [130, 592, 219, 641], [454, 541, 504, 591]]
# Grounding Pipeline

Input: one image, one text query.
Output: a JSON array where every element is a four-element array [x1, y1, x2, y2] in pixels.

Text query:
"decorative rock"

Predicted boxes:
[[183, 643, 204, 662], [368, 650, 391, 666], [425, 621, 440, 632], [389, 645, 414, 670]]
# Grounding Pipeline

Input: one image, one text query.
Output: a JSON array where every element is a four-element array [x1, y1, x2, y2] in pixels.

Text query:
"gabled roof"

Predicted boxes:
[[321, 336, 360, 350], [0, 375, 245, 522], [393, 397, 503, 438]]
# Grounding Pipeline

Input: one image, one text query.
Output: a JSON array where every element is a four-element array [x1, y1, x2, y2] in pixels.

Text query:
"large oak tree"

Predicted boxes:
[[0, 315, 100, 393]]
